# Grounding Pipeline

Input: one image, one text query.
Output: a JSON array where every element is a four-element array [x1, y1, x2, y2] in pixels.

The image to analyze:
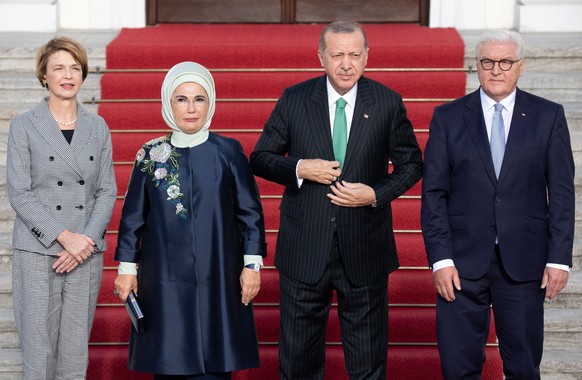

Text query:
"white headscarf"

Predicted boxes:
[[161, 61, 216, 148]]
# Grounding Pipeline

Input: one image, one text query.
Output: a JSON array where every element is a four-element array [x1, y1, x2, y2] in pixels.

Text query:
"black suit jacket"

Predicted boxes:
[[251, 75, 423, 286], [421, 88, 575, 281]]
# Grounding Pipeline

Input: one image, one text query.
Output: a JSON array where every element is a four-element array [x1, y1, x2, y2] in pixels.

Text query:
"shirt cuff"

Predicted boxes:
[[432, 259, 455, 273], [118, 261, 137, 275], [244, 254, 264, 267], [546, 263, 570, 272], [296, 159, 304, 188]]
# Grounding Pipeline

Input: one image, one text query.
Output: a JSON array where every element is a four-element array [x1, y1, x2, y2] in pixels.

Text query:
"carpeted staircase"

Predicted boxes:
[[90, 24, 503, 379]]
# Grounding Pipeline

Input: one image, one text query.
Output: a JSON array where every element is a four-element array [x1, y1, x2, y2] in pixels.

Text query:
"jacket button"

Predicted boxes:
[[79, 180, 85, 185], [89, 156, 94, 161], [49, 156, 54, 161], [57, 181, 63, 186], [331, 216, 336, 222], [56, 205, 61, 210], [494, 196, 501, 202], [490, 225, 496, 231], [78, 205, 84, 210]]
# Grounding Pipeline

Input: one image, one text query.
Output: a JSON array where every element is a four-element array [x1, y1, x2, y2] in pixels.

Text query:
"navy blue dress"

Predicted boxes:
[[115, 132, 266, 375]]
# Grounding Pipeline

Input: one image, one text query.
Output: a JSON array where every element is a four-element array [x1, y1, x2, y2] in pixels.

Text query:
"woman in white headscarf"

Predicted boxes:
[[113, 62, 266, 380]]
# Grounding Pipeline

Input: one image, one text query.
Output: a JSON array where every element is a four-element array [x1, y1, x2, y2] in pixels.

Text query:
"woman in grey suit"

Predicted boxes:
[[6, 37, 117, 379]]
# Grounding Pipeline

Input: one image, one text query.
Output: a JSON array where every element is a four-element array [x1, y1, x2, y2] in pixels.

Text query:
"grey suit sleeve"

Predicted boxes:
[[82, 119, 117, 251], [7, 116, 67, 247]]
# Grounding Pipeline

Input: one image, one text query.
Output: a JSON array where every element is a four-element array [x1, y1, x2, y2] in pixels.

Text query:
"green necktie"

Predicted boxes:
[[333, 97, 347, 169]]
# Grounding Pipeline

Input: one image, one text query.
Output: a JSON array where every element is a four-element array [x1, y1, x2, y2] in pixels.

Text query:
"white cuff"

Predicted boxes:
[[546, 263, 570, 272], [296, 159, 304, 188], [118, 261, 137, 275], [244, 254, 264, 267], [432, 259, 455, 273]]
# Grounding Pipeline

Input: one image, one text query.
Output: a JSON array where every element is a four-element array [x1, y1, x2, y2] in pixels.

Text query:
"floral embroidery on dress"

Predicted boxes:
[[137, 134, 188, 219]]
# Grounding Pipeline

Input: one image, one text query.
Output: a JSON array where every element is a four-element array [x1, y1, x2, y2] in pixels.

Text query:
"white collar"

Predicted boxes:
[[326, 77, 358, 108]]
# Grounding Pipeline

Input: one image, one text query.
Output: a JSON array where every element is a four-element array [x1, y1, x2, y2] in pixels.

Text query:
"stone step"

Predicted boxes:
[[0, 31, 114, 73], [544, 308, 582, 348], [0, 308, 18, 349], [0, 271, 12, 309], [467, 72, 582, 104], [0, 72, 101, 105], [461, 31, 582, 73], [0, 347, 21, 380], [541, 348, 582, 380], [0, 233, 11, 273]]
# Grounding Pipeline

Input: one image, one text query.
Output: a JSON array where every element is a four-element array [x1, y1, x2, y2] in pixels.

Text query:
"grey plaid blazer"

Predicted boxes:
[[7, 98, 117, 255]]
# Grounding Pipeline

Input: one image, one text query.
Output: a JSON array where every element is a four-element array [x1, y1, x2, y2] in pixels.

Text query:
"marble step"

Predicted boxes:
[[0, 72, 101, 105], [0, 308, 18, 349], [541, 348, 582, 380], [0, 273, 12, 309], [0, 347, 21, 380], [544, 308, 582, 348], [467, 72, 582, 104], [461, 31, 582, 73], [0, 31, 113, 73]]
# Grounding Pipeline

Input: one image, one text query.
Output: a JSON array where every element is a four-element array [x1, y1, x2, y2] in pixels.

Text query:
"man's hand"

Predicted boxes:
[[542, 267, 569, 300], [433, 266, 461, 302], [327, 180, 375, 207], [240, 268, 261, 306], [297, 159, 341, 185], [114, 274, 138, 303]]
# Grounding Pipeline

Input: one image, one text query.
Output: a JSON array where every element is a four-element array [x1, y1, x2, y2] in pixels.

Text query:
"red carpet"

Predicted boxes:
[[106, 24, 464, 69], [93, 23, 503, 379]]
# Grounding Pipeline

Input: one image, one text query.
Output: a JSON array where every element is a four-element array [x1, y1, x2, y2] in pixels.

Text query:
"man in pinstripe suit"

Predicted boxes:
[[251, 21, 423, 380]]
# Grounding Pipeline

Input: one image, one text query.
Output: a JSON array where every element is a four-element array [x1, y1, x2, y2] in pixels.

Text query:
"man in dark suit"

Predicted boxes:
[[421, 30, 575, 379], [250, 21, 423, 379]]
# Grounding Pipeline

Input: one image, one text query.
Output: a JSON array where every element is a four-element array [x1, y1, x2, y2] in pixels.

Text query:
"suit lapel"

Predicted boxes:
[[342, 76, 374, 177], [497, 88, 530, 186], [31, 100, 83, 177], [463, 90, 498, 184], [70, 106, 94, 157], [306, 76, 335, 161]]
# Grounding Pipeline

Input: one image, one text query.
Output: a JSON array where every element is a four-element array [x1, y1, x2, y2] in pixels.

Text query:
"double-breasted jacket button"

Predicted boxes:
[[57, 181, 63, 186], [78, 180, 85, 185], [56, 205, 62, 211], [89, 156, 94, 161], [49, 156, 55, 161], [76, 205, 84, 210]]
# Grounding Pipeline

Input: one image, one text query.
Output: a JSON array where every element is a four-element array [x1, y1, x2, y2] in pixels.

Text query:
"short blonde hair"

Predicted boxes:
[[35, 37, 89, 88]]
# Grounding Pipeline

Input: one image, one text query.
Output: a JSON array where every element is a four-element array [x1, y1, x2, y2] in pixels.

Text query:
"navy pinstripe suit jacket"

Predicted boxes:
[[7, 99, 117, 255], [251, 75, 423, 286]]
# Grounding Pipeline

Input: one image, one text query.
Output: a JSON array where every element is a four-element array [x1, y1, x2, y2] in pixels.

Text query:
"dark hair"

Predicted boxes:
[[319, 21, 368, 52], [35, 37, 89, 88]]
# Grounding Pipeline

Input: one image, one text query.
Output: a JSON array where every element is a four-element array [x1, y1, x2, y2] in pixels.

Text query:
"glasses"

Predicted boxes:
[[479, 58, 522, 71], [172, 96, 208, 108]]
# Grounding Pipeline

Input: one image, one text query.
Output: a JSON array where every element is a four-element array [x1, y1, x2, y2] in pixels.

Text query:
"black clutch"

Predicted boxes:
[[124, 291, 145, 334]]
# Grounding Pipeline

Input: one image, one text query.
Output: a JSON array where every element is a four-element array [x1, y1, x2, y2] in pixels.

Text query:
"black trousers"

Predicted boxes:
[[278, 234, 388, 380]]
